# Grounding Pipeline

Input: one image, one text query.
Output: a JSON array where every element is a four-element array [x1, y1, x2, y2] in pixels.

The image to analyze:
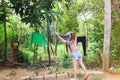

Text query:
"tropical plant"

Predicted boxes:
[[103, 0, 111, 71]]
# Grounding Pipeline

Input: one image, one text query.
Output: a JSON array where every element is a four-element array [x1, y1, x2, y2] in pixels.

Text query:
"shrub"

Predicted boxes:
[[17, 50, 31, 64], [57, 52, 72, 68]]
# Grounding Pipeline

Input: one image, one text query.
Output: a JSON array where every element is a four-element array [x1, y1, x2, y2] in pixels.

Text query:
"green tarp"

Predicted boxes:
[[30, 32, 46, 49]]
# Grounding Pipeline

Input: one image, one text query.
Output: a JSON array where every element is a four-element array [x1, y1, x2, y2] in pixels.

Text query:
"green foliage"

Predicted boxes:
[[17, 50, 30, 64], [83, 53, 101, 69], [9, 0, 59, 28], [8, 14, 32, 48], [41, 53, 48, 60], [77, 0, 104, 14], [62, 54, 71, 68], [110, 64, 120, 72], [0, 24, 4, 41], [48, 65, 65, 74], [6, 26, 16, 41], [38, 53, 42, 61], [0, 1, 10, 23], [57, 52, 71, 68], [110, 22, 120, 60], [35, 71, 39, 76], [77, 73, 83, 79], [116, 64, 120, 72], [0, 24, 4, 58], [0, 42, 4, 60], [0, 20, 19, 42], [0, 0, 119, 69], [57, 1, 79, 33], [88, 18, 104, 54], [76, 0, 104, 55]]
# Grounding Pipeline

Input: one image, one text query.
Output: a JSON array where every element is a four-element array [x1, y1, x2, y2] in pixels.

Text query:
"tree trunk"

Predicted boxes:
[[103, 0, 111, 71], [55, 40, 58, 56], [3, 18, 7, 63], [2, 0, 7, 64], [46, 14, 51, 66], [33, 44, 38, 64], [10, 36, 19, 62]]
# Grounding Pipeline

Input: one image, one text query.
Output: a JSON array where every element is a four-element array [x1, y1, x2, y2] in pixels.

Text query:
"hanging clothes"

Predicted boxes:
[[30, 32, 46, 50], [57, 32, 87, 56], [56, 32, 71, 53], [56, 32, 70, 41], [77, 36, 86, 56]]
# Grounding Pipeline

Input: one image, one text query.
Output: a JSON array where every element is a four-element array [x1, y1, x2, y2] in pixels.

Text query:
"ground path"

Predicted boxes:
[[0, 67, 120, 80], [103, 71, 120, 80]]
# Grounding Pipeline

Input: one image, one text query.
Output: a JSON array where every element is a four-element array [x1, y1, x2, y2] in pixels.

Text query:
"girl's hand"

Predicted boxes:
[[55, 32, 59, 36]]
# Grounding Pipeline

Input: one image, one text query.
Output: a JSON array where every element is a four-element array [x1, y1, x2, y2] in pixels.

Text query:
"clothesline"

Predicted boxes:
[[57, 32, 87, 56]]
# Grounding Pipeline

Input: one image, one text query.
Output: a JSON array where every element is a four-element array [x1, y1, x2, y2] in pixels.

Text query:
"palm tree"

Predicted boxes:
[[103, 0, 111, 71]]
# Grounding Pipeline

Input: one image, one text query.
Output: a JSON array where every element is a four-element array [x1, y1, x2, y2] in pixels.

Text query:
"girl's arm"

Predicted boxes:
[[56, 33, 66, 43]]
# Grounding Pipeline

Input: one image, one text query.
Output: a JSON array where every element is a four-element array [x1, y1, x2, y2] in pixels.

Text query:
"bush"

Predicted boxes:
[[57, 52, 72, 68], [83, 51, 102, 69], [17, 50, 30, 64]]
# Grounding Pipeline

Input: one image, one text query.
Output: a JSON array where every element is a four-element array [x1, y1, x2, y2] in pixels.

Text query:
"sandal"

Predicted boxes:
[[83, 74, 89, 79]]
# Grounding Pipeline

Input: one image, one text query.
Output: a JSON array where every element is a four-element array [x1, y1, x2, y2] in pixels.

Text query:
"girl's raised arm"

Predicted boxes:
[[56, 33, 66, 43]]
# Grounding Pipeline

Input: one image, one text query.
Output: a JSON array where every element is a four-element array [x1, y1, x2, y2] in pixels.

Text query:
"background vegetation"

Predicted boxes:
[[0, 0, 120, 72]]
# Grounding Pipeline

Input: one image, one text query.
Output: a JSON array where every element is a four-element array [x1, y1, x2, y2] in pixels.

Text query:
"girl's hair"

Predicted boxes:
[[69, 32, 76, 41]]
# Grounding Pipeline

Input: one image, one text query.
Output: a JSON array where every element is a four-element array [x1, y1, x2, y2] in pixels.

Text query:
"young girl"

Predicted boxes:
[[56, 32, 89, 80]]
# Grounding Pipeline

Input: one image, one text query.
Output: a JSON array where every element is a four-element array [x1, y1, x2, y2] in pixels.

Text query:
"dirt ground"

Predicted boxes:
[[103, 71, 120, 80], [0, 67, 120, 80]]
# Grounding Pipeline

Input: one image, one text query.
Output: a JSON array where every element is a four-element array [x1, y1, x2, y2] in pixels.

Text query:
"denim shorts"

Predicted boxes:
[[71, 50, 82, 60]]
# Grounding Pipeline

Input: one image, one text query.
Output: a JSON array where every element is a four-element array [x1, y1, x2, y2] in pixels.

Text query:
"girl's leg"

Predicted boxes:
[[71, 59, 78, 80], [78, 58, 89, 79], [79, 58, 87, 73]]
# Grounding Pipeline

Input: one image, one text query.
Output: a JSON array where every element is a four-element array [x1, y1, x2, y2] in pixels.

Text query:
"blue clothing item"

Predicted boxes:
[[71, 50, 82, 60]]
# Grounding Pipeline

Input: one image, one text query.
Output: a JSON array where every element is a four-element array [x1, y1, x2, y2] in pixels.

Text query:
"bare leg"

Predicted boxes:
[[79, 58, 87, 73], [78, 58, 89, 79], [71, 59, 78, 80]]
